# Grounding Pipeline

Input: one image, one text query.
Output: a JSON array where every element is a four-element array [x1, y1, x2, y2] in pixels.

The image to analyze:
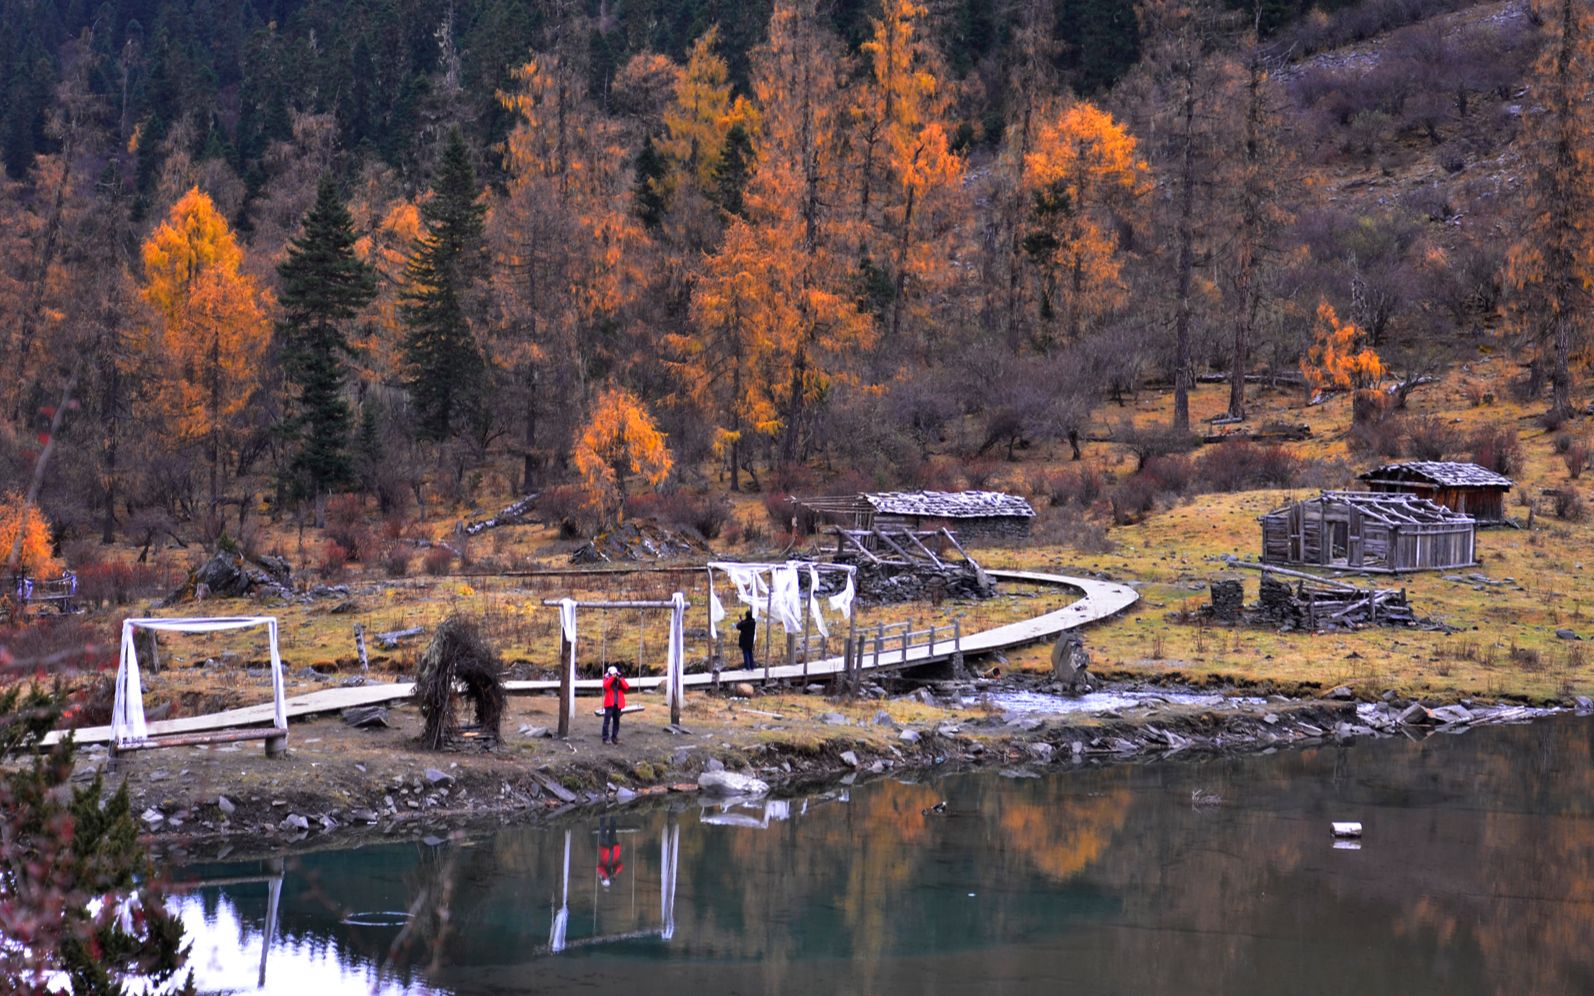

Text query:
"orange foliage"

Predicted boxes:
[[996, 787, 1130, 881], [659, 27, 760, 192], [572, 386, 673, 527], [1022, 102, 1150, 348], [1301, 300, 1384, 395], [0, 493, 60, 577], [137, 187, 270, 493]]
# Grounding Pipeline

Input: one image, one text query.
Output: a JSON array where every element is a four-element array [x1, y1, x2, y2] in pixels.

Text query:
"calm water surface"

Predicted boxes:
[[172, 715, 1594, 995]]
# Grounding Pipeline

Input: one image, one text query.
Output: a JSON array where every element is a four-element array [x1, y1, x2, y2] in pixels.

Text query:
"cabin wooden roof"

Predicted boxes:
[[1358, 461, 1514, 489], [797, 490, 1035, 519], [1262, 491, 1475, 527]]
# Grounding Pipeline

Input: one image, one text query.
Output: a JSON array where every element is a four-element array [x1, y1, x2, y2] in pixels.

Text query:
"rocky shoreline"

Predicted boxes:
[[116, 676, 1590, 864]]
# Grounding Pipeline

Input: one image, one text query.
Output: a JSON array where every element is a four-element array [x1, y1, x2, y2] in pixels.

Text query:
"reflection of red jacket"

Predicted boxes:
[[603, 673, 629, 709], [598, 844, 624, 879]]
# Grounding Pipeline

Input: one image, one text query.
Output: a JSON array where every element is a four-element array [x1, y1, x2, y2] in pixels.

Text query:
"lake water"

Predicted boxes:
[[171, 715, 1594, 995]]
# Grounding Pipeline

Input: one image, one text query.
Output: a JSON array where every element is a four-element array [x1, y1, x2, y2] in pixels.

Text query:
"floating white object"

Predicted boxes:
[[1331, 821, 1363, 837]]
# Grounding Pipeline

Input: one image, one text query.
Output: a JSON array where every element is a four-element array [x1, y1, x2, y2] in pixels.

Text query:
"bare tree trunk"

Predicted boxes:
[[1172, 68, 1198, 432]]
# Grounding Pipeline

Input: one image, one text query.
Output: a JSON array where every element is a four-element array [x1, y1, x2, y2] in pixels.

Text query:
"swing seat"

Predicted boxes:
[[591, 704, 646, 717]]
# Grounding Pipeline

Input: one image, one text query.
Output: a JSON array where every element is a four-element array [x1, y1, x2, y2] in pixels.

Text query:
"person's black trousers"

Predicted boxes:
[[603, 706, 622, 741]]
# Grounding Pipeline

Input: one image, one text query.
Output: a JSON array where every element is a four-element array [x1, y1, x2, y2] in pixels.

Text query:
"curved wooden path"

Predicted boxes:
[[48, 568, 1137, 746]]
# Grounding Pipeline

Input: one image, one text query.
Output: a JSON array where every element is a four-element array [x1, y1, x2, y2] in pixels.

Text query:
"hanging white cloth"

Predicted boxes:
[[665, 591, 687, 710], [721, 564, 765, 616], [707, 573, 726, 639], [828, 572, 856, 621], [557, 598, 577, 727], [807, 565, 829, 639], [770, 564, 804, 633]]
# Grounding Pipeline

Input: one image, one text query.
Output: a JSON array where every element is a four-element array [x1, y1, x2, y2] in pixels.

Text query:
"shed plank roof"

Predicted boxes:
[[1262, 491, 1474, 526], [1359, 461, 1514, 488], [864, 490, 1036, 519]]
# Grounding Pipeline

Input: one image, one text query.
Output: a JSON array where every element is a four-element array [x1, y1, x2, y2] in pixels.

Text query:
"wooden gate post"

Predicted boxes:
[[557, 632, 573, 738]]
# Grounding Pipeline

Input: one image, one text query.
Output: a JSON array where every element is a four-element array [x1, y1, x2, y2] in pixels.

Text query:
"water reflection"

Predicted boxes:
[[172, 716, 1594, 996]]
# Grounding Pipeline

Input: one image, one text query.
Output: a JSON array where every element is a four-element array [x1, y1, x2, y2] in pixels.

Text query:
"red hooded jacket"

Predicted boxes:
[[603, 672, 629, 709]]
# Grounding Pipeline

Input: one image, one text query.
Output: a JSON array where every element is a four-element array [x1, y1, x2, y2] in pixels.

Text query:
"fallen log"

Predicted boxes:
[[375, 626, 425, 649]]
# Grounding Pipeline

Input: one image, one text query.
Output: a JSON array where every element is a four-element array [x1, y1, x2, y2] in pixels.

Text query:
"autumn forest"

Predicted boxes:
[[0, 0, 1580, 561]]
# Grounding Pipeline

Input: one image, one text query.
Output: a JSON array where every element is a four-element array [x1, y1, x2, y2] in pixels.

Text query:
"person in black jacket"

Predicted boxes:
[[735, 610, 757, 670]]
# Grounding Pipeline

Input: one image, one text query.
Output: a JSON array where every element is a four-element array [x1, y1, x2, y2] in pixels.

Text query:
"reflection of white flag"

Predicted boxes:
[[807, 565, 829, 638]]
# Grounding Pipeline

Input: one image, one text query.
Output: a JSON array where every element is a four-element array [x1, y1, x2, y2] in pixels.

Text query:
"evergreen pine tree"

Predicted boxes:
[[710, 122, 754, 219], [634, 136, 669, 229], [400, 131, 488, 442], [276, 176, 377, 503]]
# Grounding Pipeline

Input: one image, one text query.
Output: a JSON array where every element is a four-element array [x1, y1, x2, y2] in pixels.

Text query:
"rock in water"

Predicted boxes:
[[697, 770, 771, 798]]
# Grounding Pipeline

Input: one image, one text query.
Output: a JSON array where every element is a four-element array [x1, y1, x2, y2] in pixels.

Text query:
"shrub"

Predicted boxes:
[[1554, 489, 1585, 522], [1565, 443, 1589, 480], [1141, 454, 1195, 496], [1110, 474, 1160, 525], [1553, 431, 1575, 455], [73, 561, 162, 606], [381, 545, 413, 577], [1403, 416, 1462, 461], [1350, 412, 1405, 457], [320, 540, 350, 577], [537, 485, 591, 538], [1196, 440, 1300, 492], [1468, 426, 1524, 476], [422, 546, 455, 575], [1461, 381, 1492, 407], [1036, 466, 1104, 508], [323, 494, 367, 552], [763, 491, 799, 533]]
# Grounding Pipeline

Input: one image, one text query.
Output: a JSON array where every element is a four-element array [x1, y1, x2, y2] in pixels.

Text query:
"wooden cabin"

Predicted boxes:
[[794, 490, 1036, 538], [1357, 461, 1513, 524], [1259, 491, 1477, 572]]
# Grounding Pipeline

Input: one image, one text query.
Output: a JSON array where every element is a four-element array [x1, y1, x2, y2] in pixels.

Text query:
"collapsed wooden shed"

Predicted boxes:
[[794, 490, 1036, 538], [1259, 491, 1477, 572], [1357, 461, 1513, 524]]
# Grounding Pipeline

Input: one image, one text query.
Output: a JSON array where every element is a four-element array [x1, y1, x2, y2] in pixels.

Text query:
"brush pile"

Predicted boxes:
[[414, 616, 506, 750]]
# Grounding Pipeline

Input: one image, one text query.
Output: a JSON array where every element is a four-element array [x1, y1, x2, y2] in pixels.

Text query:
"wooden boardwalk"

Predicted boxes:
[[46, 568, 1137, 747]]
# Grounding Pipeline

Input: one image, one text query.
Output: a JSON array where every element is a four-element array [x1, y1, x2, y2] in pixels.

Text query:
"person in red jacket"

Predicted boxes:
[[601, 665, 629, 744]]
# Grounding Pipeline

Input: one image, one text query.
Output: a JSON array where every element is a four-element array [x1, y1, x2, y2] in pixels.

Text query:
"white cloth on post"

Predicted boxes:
[[807, 565, 829, 638], [828, 572, 856, 620], [770, 564, 804, 633], [111, 616, 284, 747]]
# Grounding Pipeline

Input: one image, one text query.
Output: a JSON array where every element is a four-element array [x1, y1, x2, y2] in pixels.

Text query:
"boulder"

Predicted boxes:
[[697, 770, 771, 798], [730, 683, 757, 698], [839, 750, 860, 767], [1556, 629, 1582, 641], [1397, 702, 1433, 725], [216, 795, 236, 816], [342, 706, 390, 729], [1429, 704, 1474, 725], [279, 813, 310, 832], [899, 729, 922, 744]]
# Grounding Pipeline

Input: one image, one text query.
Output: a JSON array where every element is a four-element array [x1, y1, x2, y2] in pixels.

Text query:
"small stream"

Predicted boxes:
[[967, 685, 1268, 715], [169, 714, 1594, 995]]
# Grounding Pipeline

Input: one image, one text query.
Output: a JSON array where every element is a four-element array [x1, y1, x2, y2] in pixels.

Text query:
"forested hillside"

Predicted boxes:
[[0, 0, 1577, 558]]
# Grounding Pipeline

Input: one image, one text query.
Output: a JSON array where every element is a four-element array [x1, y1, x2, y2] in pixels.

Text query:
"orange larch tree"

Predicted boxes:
[[0, 492, 61, 579], [572, 385, 673, 528], [1301, 300, 1384, 398], [492, 51, 646, 488], [854, 0, 965, 355], [743, 0, 873, 462], [1021, 102, 1151, 351], [138, 186, 271, 512]]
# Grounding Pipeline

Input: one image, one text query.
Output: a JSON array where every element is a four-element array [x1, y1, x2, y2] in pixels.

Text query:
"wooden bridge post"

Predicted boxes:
[[928, 625, 936, 657], [874, 626, 883, 671], [901, 629, 909, 665], [557, 633, 573, 738]]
